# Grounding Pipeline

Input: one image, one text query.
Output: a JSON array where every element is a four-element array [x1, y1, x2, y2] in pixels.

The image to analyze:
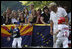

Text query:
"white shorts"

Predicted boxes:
[[56, 37, 68, 48]]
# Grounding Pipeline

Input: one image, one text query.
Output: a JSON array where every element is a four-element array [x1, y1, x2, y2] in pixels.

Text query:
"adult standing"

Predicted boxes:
[[41, 6, 50, 24], [18, 12, 25, 25], [36, 8, 42, 24], [29, 4, 34, 15], [29, 4, 37, 24], [49, 2, 68, 48], [6, 7, 12, 24], [17, 9, 22, 16], [24, 7, 29, 24], [11, 10, 18, 24], [1, 11, 7, 25]]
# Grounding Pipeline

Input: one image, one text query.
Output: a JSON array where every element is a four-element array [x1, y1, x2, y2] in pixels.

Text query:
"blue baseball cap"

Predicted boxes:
[[14, 22, 20, 25]]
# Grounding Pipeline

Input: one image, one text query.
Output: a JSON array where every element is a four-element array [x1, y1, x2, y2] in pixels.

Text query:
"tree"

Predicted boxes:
[[19, 1, 53, 10], [1, 1, 24, 16]]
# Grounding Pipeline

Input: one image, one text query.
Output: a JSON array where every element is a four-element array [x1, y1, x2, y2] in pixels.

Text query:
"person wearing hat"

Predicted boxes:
[[40, 6, 50, 24], [49, 2, 68, 48], [7, 22, 22, 48]]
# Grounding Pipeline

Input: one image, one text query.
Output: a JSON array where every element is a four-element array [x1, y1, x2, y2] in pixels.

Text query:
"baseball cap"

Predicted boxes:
[[14, 22, 20, 25]]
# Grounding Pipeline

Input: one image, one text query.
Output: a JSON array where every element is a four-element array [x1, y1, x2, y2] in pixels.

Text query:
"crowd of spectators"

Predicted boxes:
[[1, 4, 71, 25]]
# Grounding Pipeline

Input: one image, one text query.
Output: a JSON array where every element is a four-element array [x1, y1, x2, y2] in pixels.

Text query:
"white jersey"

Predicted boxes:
[[50, 7, 67, 30], [11, 18, 18, 24], [57, 24, 69, 38]]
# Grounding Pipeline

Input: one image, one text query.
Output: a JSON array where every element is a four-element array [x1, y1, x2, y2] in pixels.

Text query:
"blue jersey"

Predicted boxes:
[[29, 10, 31, 14], [9, 27, 20, 38]]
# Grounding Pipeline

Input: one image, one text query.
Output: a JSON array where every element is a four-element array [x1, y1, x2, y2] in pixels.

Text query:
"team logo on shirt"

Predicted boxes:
[[13, 31, 16, 33]]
